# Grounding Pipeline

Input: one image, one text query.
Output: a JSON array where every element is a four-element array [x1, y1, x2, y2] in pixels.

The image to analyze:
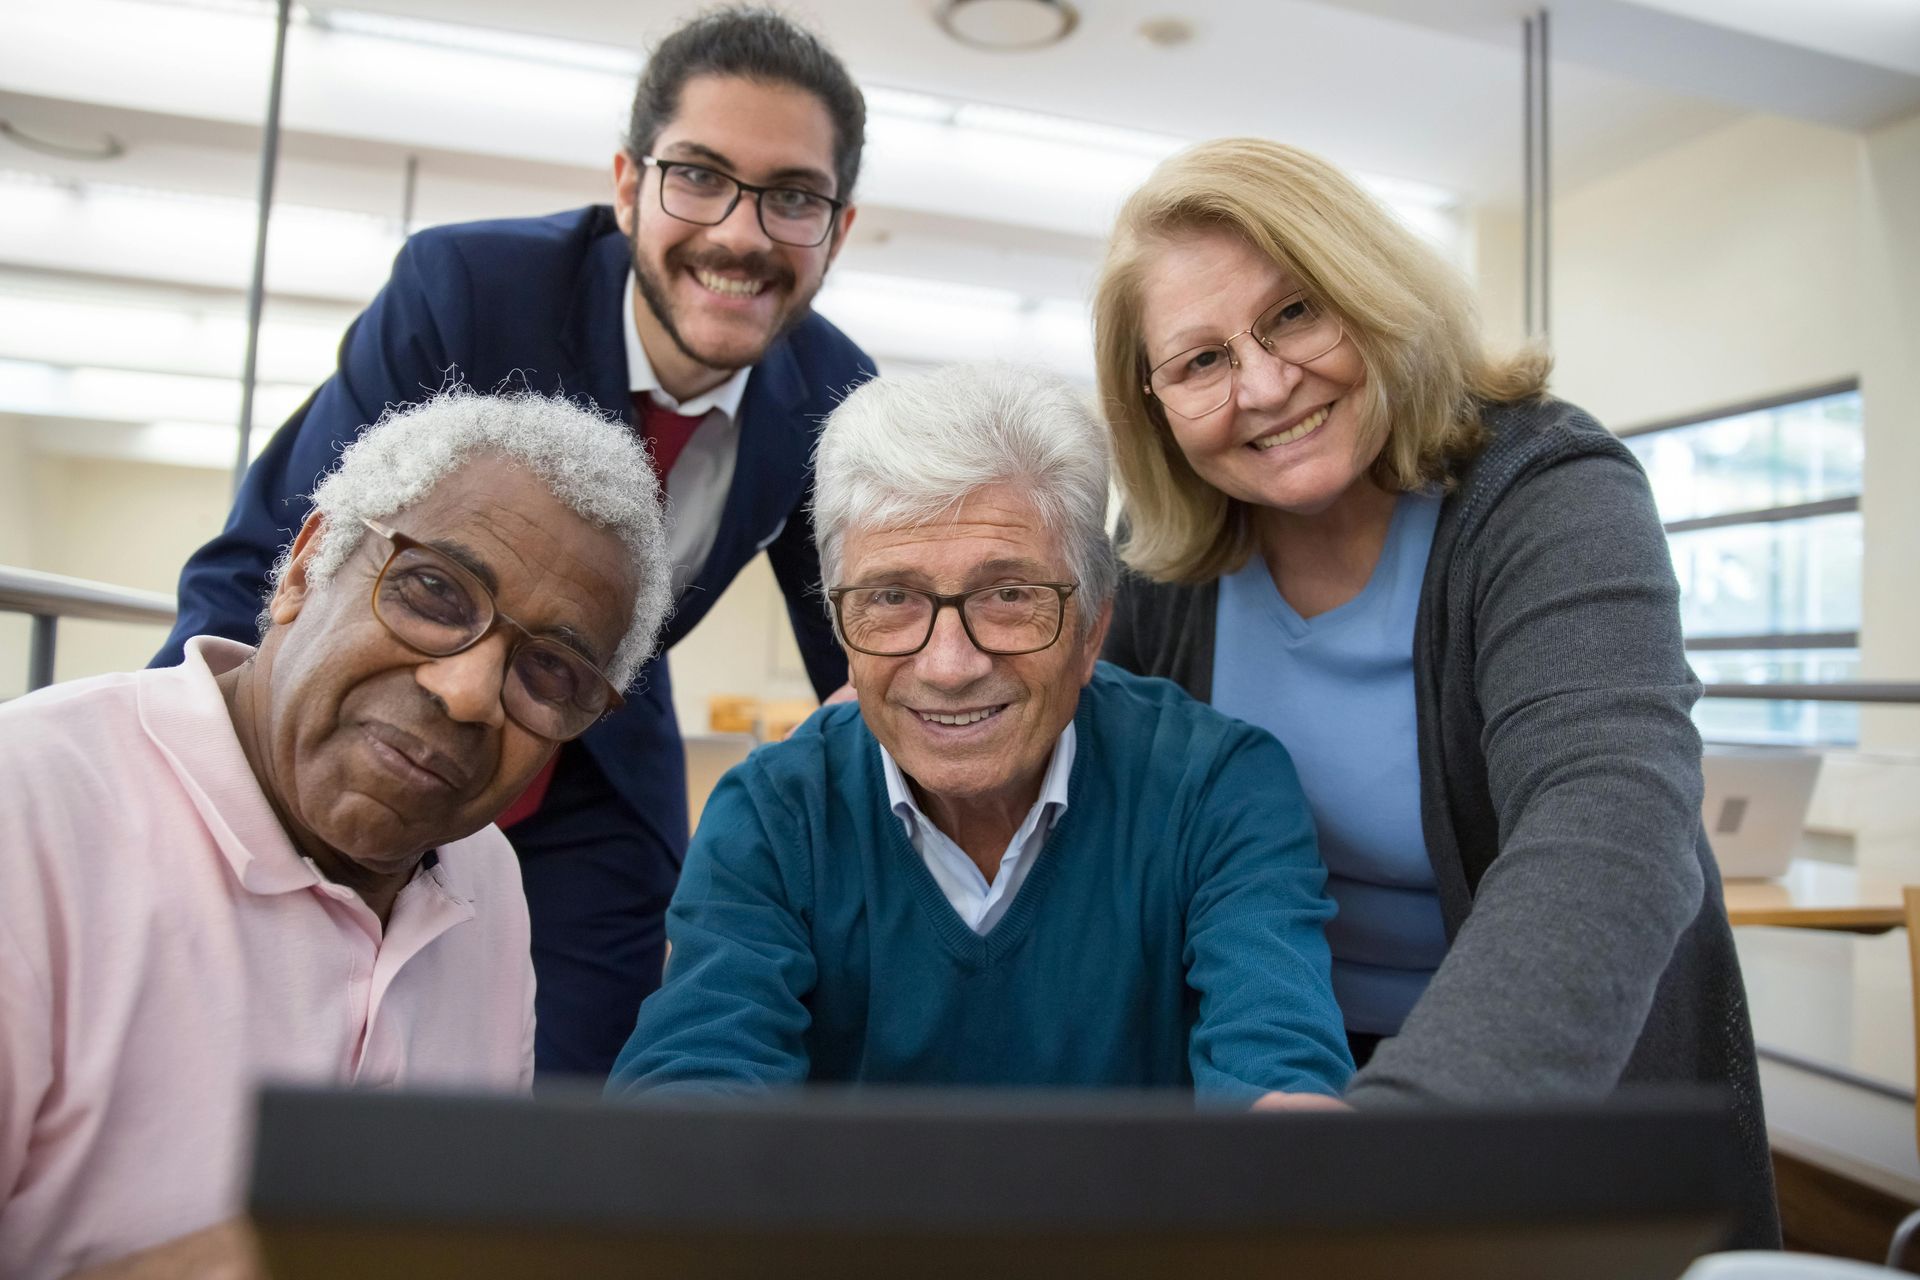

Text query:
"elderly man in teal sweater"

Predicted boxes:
[[609, 363, 1352, 1105]]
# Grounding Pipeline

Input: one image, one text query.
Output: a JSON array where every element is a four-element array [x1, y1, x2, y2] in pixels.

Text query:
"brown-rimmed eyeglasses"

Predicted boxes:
[[363, 519, 624, 741], [1144, 291, 1345, 420], [828, 583, 1079, 658]]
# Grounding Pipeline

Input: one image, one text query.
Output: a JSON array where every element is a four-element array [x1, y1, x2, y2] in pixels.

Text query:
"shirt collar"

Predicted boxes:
[[882, 720, 1077, 838], [136, 635, 321, 896], [622, 269, 751, 421], [139, 638, 454, 908]]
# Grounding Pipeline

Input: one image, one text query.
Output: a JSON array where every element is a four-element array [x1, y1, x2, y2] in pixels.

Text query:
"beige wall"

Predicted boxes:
[[666, 552, 823, 736], [1475, 109, 1920, 756], [1856, 111, 1920, 748], [0, 451, 231, 696], [1548, 114, 1866, 430], [0, 417, 39, 699]]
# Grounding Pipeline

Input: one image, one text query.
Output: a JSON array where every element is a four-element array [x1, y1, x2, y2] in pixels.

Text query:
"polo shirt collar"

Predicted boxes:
[[136, 636, 321, 896]]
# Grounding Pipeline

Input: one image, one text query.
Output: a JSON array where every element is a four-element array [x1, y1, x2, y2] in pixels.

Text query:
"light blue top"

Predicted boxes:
[[1213, 490, 1448, 1036]]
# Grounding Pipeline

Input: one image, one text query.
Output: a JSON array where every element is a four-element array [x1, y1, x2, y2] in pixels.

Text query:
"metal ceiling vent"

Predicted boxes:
[[936, 0, 1080, 51]]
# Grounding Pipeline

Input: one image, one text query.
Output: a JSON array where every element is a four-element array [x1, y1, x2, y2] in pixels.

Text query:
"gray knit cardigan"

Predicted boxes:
[[1104, 397, 1778, 1248]]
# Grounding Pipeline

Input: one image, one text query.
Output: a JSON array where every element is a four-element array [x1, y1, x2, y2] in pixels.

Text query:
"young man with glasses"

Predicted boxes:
[[153, 8, 875, 1079], [0, 392, 670, 1280], [610, 364, 1353, 1104]]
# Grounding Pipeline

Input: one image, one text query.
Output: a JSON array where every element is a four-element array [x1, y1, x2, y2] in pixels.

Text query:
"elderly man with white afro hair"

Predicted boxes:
[[0, 389, 669, 1280]]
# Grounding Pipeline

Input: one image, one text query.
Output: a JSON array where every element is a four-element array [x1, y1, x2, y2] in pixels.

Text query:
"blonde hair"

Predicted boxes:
[[1093, 137, 1550, 584]]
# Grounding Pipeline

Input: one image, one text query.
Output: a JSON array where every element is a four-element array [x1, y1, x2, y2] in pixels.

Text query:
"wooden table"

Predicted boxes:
[[1723, 859, 1907, 933]]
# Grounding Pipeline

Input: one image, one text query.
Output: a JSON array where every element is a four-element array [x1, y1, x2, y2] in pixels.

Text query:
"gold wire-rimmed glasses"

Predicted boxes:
[[363, 519, 624, 740], [1144, 291, 1345, 419], [828, 583, 1079, 658]]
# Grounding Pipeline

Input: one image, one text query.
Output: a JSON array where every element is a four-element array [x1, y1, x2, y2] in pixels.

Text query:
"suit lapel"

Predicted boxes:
[[558, 220, 639, 430]]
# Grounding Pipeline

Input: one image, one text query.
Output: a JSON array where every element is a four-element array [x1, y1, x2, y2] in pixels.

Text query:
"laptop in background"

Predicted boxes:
[[1701, 745, 1823, 879], [250, 1086, 1743, 1280]]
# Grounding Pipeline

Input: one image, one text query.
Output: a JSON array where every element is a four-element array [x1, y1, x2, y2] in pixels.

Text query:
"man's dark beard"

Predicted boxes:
[[630, 230, 812, 372]]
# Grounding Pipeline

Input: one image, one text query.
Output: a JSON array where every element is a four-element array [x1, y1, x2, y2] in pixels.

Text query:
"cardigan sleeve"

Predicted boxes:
[[605, 765, 817, 1093], [1346, 441, 1707, 1107], [1182, 726, 1354, 1103]]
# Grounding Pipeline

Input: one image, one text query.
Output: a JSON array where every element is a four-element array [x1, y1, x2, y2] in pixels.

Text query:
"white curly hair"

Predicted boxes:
[[267, 388, 672, 688]]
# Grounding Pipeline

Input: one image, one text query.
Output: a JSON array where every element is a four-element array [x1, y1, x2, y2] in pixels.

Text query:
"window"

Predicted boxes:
[[1621, 383, 1864, 745]]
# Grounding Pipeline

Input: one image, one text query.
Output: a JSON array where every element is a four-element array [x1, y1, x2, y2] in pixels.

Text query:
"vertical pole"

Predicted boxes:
[[231, 0, 294, 496], [28, 614, 56, 692], [1539, 8, 1551, 343], [1520, 10, 1552, 344], [1522, 15, 1535, 339], [401, 154, 420, 235]]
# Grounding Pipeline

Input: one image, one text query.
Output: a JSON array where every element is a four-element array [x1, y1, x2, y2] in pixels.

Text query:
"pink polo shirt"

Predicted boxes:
[[0, 637, 536, 1280]]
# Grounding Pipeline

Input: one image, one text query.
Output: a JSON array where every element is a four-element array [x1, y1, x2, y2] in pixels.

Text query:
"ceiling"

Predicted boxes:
[[1, 0, 1916, 465], [280, 0, 1920, 201]]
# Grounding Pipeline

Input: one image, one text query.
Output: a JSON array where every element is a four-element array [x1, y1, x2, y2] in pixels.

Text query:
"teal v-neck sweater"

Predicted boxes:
[[610, 664, 1352, 1103]]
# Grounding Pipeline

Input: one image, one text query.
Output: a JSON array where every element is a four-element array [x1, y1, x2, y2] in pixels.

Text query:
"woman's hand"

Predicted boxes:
[[1252, 1091, 1352, 1113]]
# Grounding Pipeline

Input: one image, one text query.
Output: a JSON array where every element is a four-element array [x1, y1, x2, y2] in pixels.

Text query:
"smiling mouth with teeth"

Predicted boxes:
[[919, 706, 1006, 727], [694, 268, 769, 298], [1251, 404, 1331, 451]]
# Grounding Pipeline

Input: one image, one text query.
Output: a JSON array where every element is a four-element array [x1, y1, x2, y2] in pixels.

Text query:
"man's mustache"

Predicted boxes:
[[668, 245, 796, 290]]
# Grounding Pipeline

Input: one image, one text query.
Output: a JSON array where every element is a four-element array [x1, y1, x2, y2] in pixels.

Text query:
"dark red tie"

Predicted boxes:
[[634, 393, 706, 479]]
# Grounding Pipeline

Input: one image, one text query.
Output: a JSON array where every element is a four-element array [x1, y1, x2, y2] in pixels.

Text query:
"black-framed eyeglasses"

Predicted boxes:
[[1144, 290, 1345, 420], [828, 583, 1079, 658], [639, 155, 845, 248], [363, 519, 624, 741]]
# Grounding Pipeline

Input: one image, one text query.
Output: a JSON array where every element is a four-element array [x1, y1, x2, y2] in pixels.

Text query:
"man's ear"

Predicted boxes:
[[612, 151, 641, 237], [266, 513, 329, 626], [823, 203, 858, 270]]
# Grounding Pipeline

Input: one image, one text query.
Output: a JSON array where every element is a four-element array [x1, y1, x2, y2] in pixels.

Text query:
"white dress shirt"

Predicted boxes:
[[623, 270, 752, 594], [879, 723, 1076, 934]]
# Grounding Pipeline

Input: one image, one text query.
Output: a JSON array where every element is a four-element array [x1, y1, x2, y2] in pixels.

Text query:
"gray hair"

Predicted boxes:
[[269, 388, 672, 688], [813, 363, 1117, 627]]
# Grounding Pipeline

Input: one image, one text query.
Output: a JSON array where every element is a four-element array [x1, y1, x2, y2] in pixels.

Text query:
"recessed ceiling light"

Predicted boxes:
[[1136, 17, 1195, 48], [935, 0, 1079, 51]]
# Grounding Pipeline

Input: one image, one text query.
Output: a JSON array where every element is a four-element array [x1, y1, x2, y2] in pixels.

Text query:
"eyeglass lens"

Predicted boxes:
[[1148, 293, 1343, 418], [657, 162, 836, 247], [374, 546, 610, 738], [836, 585, 1067, 657]]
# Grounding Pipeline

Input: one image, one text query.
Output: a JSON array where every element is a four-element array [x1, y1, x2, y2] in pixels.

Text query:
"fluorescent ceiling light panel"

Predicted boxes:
[[0, 357, 307, 431], [951, 103, 1185, 159], [309, 7, 645, 75], [862, 86, 960, 124]]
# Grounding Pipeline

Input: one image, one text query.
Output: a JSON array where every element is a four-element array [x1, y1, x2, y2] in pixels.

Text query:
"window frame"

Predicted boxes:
[[1619, 379, 1863, 745]]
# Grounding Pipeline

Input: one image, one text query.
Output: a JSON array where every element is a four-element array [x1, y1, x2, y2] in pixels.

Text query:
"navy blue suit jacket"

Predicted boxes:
[[157, 205, 872, 859]]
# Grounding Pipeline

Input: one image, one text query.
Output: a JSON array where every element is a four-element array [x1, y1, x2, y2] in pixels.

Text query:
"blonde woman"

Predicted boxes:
[[1094, 138, 1775, 1247]]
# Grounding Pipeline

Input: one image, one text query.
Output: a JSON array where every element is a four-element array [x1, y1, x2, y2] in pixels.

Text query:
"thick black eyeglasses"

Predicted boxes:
[[640, 155, 846, 248], [363, 519, 624, 741], [828, 583, 1079, 658]]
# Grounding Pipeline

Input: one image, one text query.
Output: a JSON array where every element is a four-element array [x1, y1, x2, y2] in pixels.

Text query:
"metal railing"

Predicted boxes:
[[1707, 681, 1920, 1102], [0, 566, 175, 692], [1703, 682, 1920, 704]]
